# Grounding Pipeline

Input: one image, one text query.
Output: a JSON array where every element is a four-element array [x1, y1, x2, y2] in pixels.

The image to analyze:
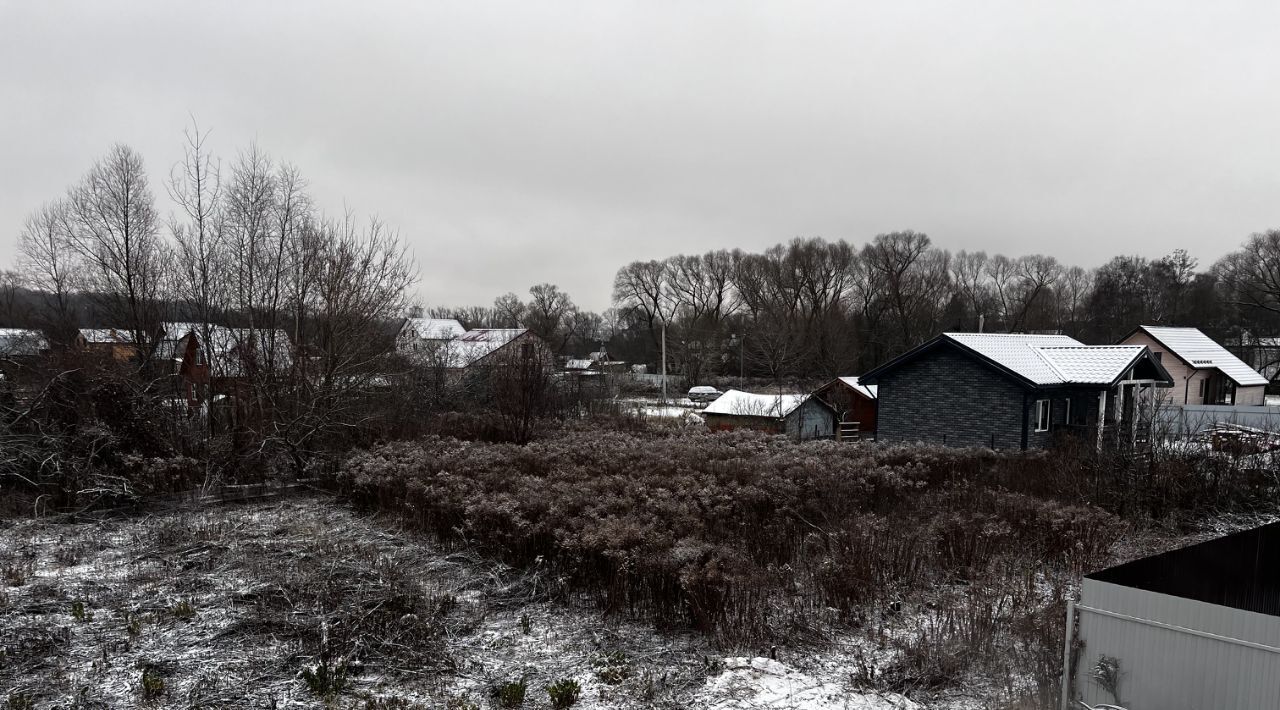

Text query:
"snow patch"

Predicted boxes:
[[701, 657, 917, 710]]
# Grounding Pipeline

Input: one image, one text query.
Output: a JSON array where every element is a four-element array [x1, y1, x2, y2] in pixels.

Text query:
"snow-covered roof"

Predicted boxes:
[[1036, 346, 1149, 385], [704, 389, 811, 418], [401, 318, 466, 341], [1134, 326, 1269, 387], [565, 358, 595, 370], [946, 333, 1083, 384], [79, 328, 133, 344], [836, 376, 878, 399], [942, 333, 1166, 386], [0, 328, 47, 356], [441, 328, 527, 368], [162, 322, 204, 339]]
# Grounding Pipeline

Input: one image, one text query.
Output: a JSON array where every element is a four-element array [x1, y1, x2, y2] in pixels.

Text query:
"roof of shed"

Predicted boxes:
[[1131, 325, 1269, 386], [703, 389, 811, 418], [836, 376, 878, 399]]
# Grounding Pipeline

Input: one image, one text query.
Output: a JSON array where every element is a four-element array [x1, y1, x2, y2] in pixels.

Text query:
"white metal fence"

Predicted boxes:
[[1154, 404, 1280, 438], [1067, 579, 1280, 710]]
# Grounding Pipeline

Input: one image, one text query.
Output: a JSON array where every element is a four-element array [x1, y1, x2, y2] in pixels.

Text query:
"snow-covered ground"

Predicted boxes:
[[615, 396, 706, 424], [700, 657, 915, 710], [0, 496, 1008, 709]]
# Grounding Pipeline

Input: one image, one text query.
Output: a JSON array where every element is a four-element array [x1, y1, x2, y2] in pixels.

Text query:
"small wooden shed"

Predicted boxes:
[[702, 389, 835, 441], [813, 376, 878, 440]]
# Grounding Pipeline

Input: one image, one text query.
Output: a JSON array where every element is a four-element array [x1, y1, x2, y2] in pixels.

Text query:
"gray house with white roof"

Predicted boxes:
[[1120, 325, 1269, 406], [860, 333, 1174, 451]]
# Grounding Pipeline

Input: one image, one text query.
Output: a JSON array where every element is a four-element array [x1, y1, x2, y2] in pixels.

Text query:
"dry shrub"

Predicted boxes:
[[330, 427, 1267, 700]]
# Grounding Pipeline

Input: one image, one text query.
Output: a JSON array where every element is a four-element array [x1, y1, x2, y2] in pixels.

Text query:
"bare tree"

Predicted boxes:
[[1009, 254, 1062, 331], [950, 250, 990, 328], [265, 213, 416, 472], [492, 292, 527, 327], [1055, 265, 1094, 336], [65, 144, 167, 357], [168, 122, 226, 381], [472, 334, 559, 444], [18, 199, 78, 339], [612, 259, 671, 352], [525, 283, 577, 352], [862, 231, 949, 351]]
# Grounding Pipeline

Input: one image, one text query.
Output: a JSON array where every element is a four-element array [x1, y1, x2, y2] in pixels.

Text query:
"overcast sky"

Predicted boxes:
[[2, 1, 1278, 311]]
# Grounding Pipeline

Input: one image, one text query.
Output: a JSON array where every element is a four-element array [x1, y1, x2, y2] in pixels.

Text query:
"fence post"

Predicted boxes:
[[1061, 599, 1075, 710]]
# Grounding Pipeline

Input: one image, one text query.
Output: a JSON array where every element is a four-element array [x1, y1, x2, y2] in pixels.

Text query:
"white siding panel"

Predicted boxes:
[[1075, 579, 1280, 709]]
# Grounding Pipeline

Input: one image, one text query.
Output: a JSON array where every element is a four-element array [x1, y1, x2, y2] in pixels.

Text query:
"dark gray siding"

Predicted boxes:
[[784, 398, 835, 440], [876, 345, 1029, 449]]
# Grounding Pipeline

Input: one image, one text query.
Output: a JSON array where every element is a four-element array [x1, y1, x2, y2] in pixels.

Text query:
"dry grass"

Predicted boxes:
[[0, 496, 730, 709]]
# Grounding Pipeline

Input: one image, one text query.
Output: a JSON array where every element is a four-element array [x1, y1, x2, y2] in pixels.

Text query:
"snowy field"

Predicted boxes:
[[613, 397, 706, 424], [0, 496, 946, 709]]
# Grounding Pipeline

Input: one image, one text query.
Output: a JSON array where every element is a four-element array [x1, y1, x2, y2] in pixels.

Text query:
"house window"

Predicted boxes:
[[1063, 398, 1072, 426], [1034, 399, 1050, 432], [1153, 351, 1163, 362], [1198, 379, 1206, 400]]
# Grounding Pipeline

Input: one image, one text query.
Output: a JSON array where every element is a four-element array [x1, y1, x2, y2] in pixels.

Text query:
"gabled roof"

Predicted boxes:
[[704, 390, 813, 418], [401, 318, 467, 341], [442, 328, 528, 368], [825, 376, 878, 400], [862, 332, 1174, 389], [946, 333, 1083, 384], [564, 358, 595, 370], [1036, 346, 1153, 385], [1129, 326, 1269, 387]]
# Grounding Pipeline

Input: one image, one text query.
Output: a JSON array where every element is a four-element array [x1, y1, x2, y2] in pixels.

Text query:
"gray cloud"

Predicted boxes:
[[3, 0, 1279, 310]]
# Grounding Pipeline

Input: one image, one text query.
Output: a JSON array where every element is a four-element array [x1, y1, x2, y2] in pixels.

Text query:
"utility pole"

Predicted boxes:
[[661, 321, 668, 404], [739, 334, 745, 387]]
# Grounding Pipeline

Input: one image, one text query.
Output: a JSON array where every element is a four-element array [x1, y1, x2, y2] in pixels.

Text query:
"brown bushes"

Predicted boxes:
[[328, 427, 1270, 702], [335, 431, 1230, 635]]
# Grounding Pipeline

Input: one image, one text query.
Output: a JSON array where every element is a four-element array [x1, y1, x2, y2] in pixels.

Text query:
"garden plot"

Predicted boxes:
[[18, 484, 1215, 709], [0, 496, 973, 709]]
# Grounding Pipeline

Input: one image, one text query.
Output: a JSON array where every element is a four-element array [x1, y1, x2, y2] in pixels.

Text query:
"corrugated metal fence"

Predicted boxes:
[[1068, 579, 1280, 709], [1154, 404, 1280, 438]]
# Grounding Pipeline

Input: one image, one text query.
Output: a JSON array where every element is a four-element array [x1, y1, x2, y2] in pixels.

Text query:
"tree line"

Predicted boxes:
[[604, 233, 1280, 383], [412, 233, 1280, 388]]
